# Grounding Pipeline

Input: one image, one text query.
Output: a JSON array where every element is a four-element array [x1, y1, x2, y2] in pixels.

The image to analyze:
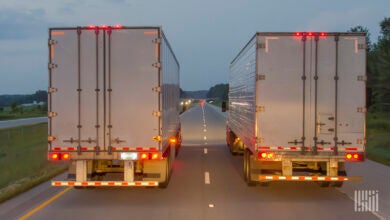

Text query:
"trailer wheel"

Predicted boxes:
[[159, 151, 171, 188], [244, 149, 256, 187]]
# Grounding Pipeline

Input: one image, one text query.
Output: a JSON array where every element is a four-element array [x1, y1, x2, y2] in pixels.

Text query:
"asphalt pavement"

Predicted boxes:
[[0, 104, 387, 219], [0, 117, 47, 129]]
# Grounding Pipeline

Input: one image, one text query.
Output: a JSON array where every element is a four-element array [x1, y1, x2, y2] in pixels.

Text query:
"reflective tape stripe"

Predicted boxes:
[[257, 146, 363, 152], [52, 181, 159, 186], [51, 147, 158, 151], [258, 176, 349, 181]]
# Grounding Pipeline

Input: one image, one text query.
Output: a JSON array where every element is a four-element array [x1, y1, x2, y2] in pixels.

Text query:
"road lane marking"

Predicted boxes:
[[19, 187, 72, 220], [209, 204, 215, 208], [204, 148, 208, 154], [203, 136, 207, 140], [205, 172, 211, 184]]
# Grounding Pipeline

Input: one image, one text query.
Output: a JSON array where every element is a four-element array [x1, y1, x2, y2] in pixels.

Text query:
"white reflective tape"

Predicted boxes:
[[52, 181, 158, 186]]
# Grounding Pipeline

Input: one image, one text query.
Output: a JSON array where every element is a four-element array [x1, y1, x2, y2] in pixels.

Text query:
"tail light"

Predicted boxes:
[[345, 152, 364, 161], [170, 138, 177, 144], [151, 153, 159, 160], [140, 153, 149, 160], [258, 152, 274, 160], [49, 152, 70, 161], [139, 152, 160, 160]]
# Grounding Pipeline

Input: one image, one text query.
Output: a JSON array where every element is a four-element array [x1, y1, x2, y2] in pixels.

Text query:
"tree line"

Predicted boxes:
[[0, 90, 47, 107]]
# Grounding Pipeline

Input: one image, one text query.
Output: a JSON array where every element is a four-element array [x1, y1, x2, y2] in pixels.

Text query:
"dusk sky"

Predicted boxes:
[[0, 0, 389, 94]]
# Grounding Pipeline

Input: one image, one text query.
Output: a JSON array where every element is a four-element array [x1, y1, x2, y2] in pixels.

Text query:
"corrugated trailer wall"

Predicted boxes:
[[228, 35, 257, 151], [161, 31, 180, 150]]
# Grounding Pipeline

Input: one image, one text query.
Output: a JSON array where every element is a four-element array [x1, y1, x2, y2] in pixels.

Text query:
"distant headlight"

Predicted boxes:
[[120, 152, 138, 160]]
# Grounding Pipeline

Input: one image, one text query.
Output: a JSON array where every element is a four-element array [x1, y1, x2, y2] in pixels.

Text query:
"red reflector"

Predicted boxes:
[[95, 182, 102, 186], [87, 25, 95, 29], [108, 182, 115, 186], [320, 32, 326, 37], [101, 25, 107, 29], [68, 182, 75, 186], [295, 32, 301, 36], [148, 182, 156, 186], [136, 147, 143, 151], [114, 24, 122, 29], [308, 32, 313, 36], [135, 182, 142, 186], [122, 182, 128, 186]]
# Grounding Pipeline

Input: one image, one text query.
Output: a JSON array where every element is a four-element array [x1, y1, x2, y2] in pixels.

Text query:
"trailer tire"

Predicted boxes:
[[159, 152, 171, 189], [244, 149, 256, 187]]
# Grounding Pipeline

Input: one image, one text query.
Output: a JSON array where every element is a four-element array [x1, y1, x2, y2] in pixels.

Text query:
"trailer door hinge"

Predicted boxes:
[[152, 62, 161, 69], [358, 44, 366, 50], [357, 107, 367, 113], [152, 86, 161, 93], [357, 139, 366, 145], [48, 112, 58, 118], [48, 63, 58, 69], [256, 106, 265, 112], [48, 39, 58, 45], [48, 87, 58, 93], [152, 38, 161, 44], [357, 75, 367, 81], [256, 75, 266, 81], [152, 111, 162, 117], [257, 43, 266, 49], [256, 137, 265, 143]]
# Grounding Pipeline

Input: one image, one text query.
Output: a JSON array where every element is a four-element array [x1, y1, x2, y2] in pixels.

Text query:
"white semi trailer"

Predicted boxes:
[[227, 32, 366, 187], [48, 26, 181, 188]]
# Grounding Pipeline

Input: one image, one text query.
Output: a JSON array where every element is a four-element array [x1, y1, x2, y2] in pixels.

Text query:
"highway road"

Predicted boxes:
[[0, 117, 47, 129], [0, 104, 388, 219]]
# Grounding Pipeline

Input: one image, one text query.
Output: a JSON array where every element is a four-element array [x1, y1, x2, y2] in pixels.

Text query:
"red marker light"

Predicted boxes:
[[101, 25, 107, 29], [87, 25, 95, 29], [114, 24, 122, 29], [320, 32, 326, 37], [295, 32, 301, 37], [308, 32, 313, 37]]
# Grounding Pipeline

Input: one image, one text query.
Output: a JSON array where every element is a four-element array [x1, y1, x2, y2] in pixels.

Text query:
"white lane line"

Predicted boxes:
[[203, 128, 207, 132], [204, 136, 207, 140], [204, 148, 208, 154], [205, 172, 211, 184], [209, 204, 215, 208]]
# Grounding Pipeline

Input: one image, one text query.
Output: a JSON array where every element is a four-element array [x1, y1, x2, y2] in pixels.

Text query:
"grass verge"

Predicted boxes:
[[366, 112, 390, 166], [0, 123, 67, 203]]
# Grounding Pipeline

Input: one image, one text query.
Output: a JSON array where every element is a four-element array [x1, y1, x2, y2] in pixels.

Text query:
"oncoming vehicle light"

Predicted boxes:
[[121, 152, 138, 160]]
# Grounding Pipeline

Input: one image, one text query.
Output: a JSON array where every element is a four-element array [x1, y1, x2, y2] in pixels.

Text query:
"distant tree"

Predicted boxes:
[[207, 84, 229, 101], [11, 102, 17, 113]]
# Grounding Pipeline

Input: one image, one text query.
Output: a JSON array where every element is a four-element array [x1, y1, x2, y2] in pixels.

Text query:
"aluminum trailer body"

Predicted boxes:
[[227, 32, 366, 186], [48, 26, 181, 187]]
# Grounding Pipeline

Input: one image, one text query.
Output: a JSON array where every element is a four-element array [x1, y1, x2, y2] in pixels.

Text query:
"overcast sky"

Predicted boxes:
[[0, 0, 388, 94]]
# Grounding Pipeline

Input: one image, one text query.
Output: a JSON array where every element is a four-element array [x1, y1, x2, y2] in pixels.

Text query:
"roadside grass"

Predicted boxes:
[[0, 123, 67, 203], [366, 112, 390, 166]]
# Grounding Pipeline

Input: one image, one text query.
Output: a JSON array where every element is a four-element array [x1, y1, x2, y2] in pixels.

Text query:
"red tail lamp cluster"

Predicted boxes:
[[49, 152, 70, 161]]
